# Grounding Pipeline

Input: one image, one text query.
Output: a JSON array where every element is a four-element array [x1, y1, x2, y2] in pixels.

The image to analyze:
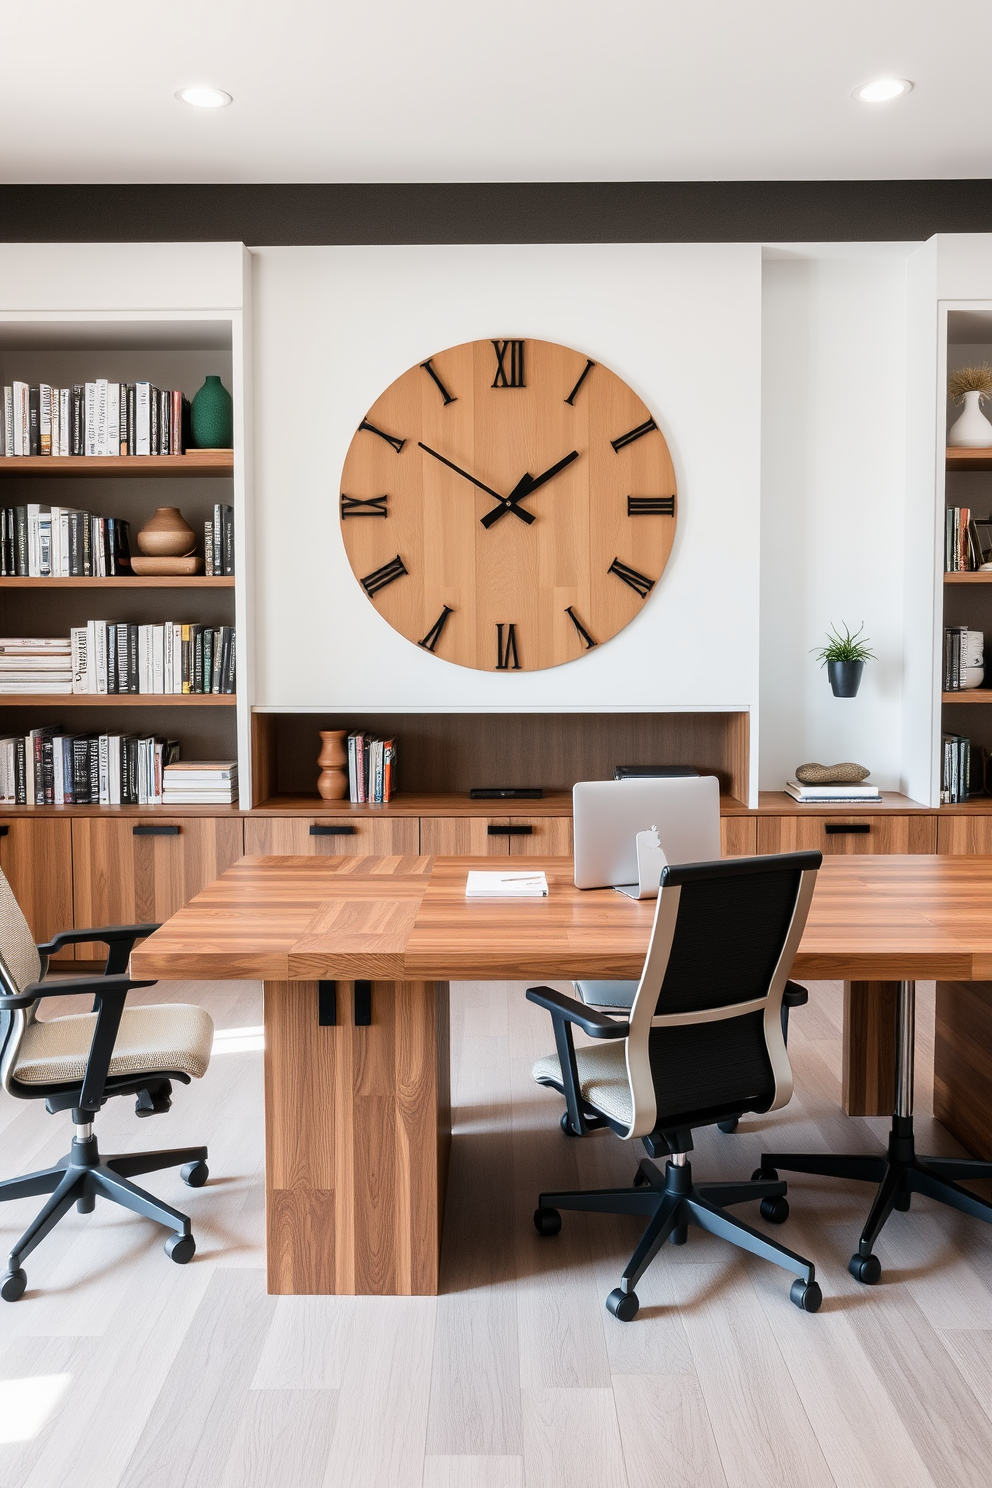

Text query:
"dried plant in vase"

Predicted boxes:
[[948, 363, 992, 448]]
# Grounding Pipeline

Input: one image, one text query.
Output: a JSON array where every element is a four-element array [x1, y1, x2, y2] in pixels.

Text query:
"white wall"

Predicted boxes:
[[759, 253, 910, 792], [250, 245, 763, 748]]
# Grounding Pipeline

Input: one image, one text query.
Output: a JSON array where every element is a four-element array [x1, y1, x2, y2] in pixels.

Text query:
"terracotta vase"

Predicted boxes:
[[317, 730, 349, 800], [136, 507, 196, 557]]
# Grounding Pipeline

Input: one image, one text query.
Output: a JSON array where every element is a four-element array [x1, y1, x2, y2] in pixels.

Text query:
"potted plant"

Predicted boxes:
[[812, 623, 875, 698], [948, 363, 992, 447]]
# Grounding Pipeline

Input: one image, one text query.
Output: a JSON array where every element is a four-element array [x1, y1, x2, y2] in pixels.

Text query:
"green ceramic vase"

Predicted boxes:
[[190, 375, 233, 449]]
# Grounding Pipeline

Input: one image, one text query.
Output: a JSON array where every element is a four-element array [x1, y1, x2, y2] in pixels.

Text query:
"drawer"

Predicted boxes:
[[937, 816, 992, 854], [721, 816, 756, 856], [420, 816, 573, 857], [244, 815, 419, 857], [756, 814, 937, 856], [0, 817, 74, 962]]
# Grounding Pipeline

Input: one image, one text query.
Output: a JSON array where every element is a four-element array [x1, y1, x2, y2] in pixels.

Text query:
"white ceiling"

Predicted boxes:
[[2, 0, 992, 185]]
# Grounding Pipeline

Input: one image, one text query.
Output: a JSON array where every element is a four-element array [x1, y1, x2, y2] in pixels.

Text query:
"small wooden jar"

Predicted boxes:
[[317, 730, 349, 800]]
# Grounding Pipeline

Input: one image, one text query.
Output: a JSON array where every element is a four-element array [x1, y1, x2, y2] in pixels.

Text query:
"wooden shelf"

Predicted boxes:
[[0, 694, 236, 707], [944, 571, 992, 583], [942, 691, 992, 703], [0, 452, 233, 479], [0, 802, 241, 817], [0, 576, 234, 589]]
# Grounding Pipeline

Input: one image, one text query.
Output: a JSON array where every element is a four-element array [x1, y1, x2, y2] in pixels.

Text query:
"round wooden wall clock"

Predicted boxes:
[[339, 337, 677, 672]]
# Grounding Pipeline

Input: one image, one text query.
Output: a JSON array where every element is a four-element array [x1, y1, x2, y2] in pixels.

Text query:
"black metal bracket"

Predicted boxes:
[[824, 823, 870, 835], [354, 980, 372, 1026], [133, 825, 180, 836], [488, 823, 533, 836], [318, 981, 337, 1027], [310, 824, 355, 836]]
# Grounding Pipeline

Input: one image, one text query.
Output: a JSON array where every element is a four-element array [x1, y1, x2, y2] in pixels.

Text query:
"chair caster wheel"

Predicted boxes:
[[718, 1118, 739, 1133], [848, 1252, 881, 1285], [560, 1113, 582, 1138], [606, 1287, 639, 1322], [534, 1207, 562, 1237], [894, 1190, 911, 1212], [752, 1166, 778, 1183], [760, 1196, 790, 1224], [165, 1233, 196, 1265], [181, 1160, 209, 1188], [1, 1269, 26, 1302], [790, 1278, 822, 1312]]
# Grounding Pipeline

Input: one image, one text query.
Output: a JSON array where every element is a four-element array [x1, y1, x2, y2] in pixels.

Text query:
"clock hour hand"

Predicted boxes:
[[480, 450, 579, 529], [418, 442, 534, 523]]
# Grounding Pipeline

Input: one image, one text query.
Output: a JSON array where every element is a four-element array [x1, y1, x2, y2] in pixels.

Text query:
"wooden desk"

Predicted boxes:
[[131, 852, 992, 1296]]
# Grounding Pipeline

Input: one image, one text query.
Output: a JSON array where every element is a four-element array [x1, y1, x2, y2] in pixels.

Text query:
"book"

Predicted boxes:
[[465, 871, 549, 898], [785, 781, 881, 801]]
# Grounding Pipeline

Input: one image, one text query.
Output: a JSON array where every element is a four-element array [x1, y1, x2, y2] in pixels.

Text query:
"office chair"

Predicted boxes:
[[529, 850, 823, 1319], [0, 868, 213, 1300]]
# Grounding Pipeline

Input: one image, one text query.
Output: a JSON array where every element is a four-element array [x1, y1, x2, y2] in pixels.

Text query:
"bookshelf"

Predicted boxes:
[[0, 452, 233, 478]]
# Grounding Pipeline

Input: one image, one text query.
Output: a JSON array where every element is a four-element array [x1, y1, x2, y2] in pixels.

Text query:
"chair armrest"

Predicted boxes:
[[783, 980, 809, 1008], [36, 923, 160, 954], [525, 986, 629, 1039], [1, 973, 155, 1010]]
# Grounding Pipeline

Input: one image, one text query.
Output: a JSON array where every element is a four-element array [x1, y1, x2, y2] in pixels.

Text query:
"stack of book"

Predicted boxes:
[[942, 734, 972, 804], [1, 506, 131, 576], [163, 761, 237, 805], [1, 381, 189, 457], [0, 638, 72, 694], [204, 505, 235, 575], [942, 626, 985, 691], [347, 732, 397, 803], [945, 507, 977, 572], [785, 779, 882, 804], [70, 623, 235, 694], [0, 727, 179, 804]]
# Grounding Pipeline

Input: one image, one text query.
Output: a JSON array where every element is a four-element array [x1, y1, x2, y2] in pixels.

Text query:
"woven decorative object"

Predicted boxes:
[[795, 762, 871, 785]]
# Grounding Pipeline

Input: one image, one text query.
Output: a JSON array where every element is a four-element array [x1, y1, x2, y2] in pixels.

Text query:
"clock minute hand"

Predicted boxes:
[[418, 442, 534, 524], [480, 450, 580, 529]]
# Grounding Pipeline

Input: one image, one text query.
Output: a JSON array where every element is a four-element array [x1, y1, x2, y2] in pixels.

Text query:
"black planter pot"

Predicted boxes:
[[827, 660, 864, 698]]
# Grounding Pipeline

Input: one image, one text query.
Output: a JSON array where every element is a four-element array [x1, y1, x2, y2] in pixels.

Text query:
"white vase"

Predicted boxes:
[[948, 389, 992, 447]]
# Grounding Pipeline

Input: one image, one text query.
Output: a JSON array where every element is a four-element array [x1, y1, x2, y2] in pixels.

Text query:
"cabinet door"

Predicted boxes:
[[72, 817, 245, 957], [721, 816, 756, 856], [937, 815, 992, 854], [244, 815, 419, 857], [0, 818, 74, 963], [756, 814, 937, 856], [420, 816, 572, 857]]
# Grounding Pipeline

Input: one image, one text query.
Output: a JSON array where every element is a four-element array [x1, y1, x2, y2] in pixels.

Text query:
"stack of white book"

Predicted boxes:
[[0, 637, 72, 693], [162, 760, 238, 805], [465, 870, 549, 898], [785, 780, 881, 804]]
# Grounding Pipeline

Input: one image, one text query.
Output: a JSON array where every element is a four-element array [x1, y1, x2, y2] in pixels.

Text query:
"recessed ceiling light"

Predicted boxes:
[[852, 77, 913, 104], [175, 86, 233, 109]]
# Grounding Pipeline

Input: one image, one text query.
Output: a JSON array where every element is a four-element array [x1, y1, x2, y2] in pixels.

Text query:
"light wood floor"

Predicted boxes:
[[2, 976, 992, 1488]]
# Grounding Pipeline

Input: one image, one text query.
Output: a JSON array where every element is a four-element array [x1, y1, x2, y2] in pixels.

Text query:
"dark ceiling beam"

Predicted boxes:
[[2, 181, 992, 244]]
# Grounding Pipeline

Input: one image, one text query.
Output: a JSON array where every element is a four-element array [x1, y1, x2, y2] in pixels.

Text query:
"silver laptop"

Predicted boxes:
[[572, 776, 722, 893]]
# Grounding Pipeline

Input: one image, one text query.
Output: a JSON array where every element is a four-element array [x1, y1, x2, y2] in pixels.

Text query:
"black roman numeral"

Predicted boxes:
[[492, 339, 525, 388], [627, 496, 674, 516], [361, 554, 408, 597], [495, 623, 521, 670], [420, 358, 456, 405], [418, 605, 454, 653], [565, 606, 597, 650], [564, 358, 595, 406], [608, 558, 655, 598], [341, 494, 388, 519], [358, 419, 405, 453], [611, 418, 658, 453]]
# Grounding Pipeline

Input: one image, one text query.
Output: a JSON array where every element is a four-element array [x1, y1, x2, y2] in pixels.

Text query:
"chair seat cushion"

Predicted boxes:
[[13, 1003, 214, 1087], [533, 1041, 632, 1126], [574, 980, 638, 1009]]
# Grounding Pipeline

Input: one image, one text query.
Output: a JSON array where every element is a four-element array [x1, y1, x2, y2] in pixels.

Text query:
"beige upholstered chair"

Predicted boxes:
[[0, 866, 213, 1301], [529, 850, 822, 1319]]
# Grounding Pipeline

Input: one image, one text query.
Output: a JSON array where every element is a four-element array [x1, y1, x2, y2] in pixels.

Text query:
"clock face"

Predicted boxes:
[[339, 337, 677, 672]]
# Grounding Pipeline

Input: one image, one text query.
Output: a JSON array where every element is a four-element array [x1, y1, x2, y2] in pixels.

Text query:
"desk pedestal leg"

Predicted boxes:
[[263, 979, 451, 1296], [842, 980, 897, 1116], [934, 980, 992, 1159]]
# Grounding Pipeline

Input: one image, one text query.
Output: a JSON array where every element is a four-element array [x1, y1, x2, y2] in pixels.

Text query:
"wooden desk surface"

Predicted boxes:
[[131, 852, 992, 984]]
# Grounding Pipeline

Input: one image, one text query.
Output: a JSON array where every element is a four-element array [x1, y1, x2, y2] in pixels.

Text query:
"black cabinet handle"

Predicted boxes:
[[318, 981, 337, 1027], [824, 823, 870, 835], [354, 980, 372, 1026], [0, 825, 8, 837], [133, 825, 180, 836], [487, 824, 534, 836], [310, 824, 356, 836]]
